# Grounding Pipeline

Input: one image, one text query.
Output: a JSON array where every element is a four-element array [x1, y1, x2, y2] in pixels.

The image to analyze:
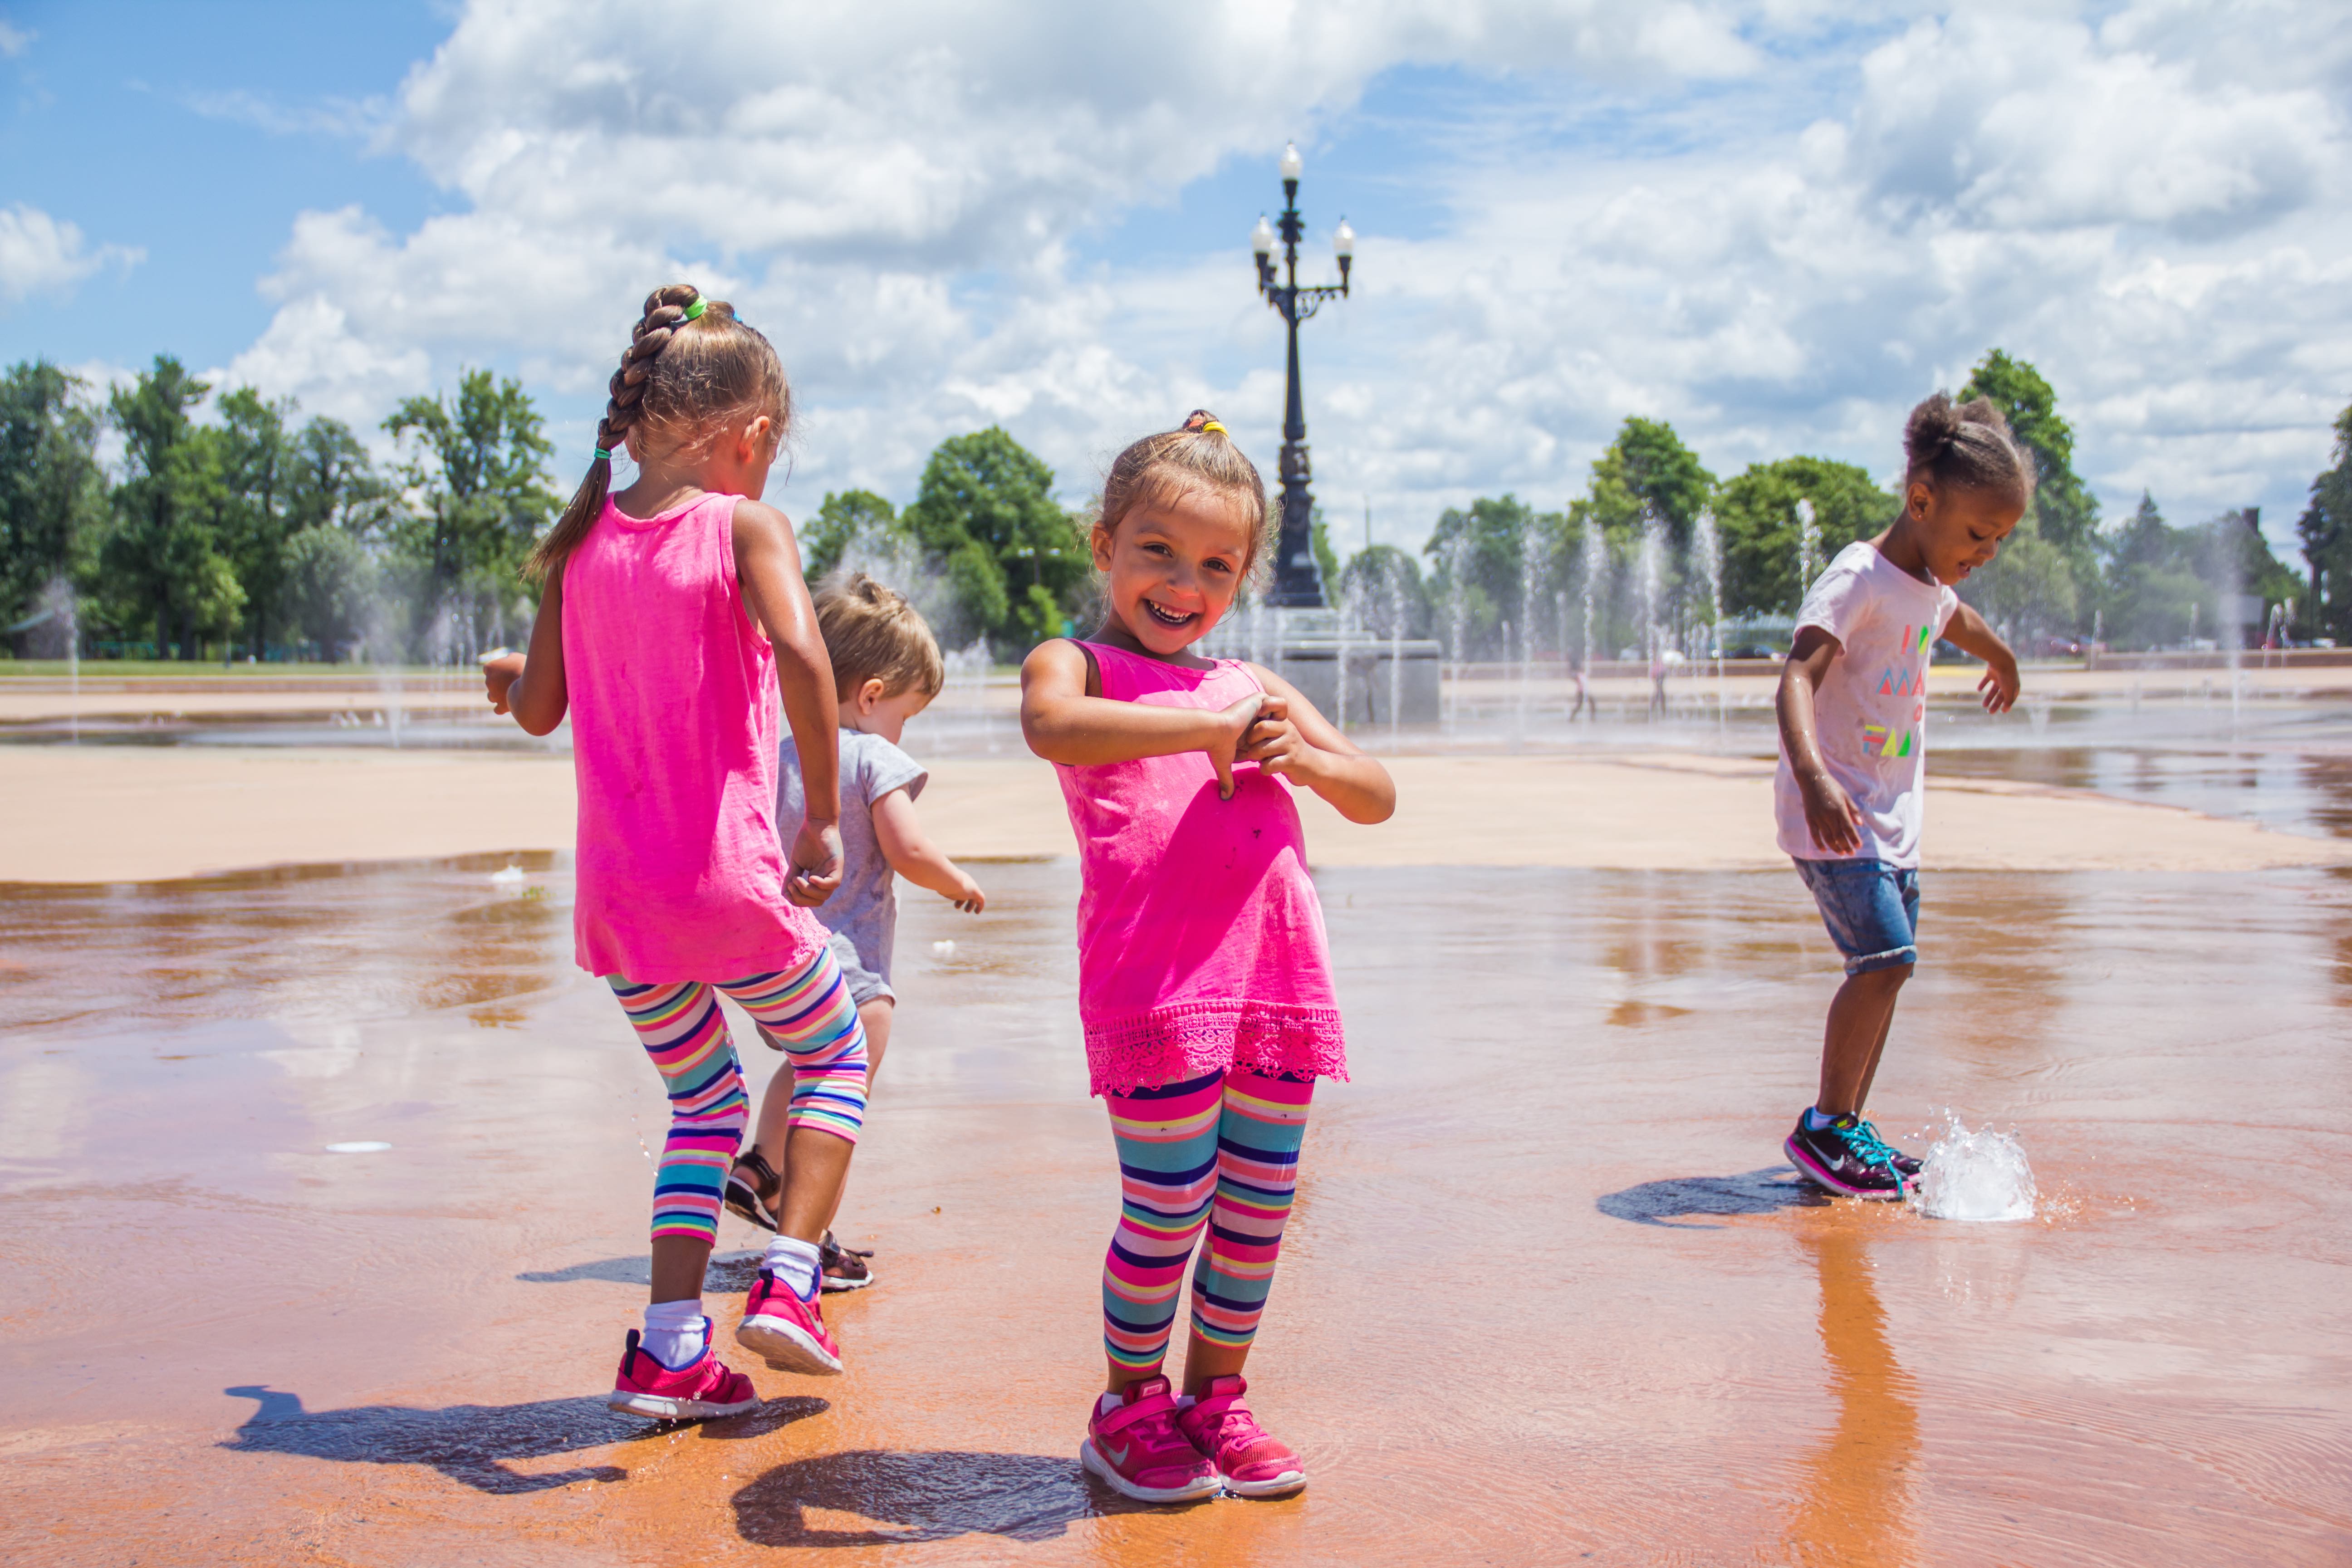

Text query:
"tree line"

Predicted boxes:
[[4, 346, 2347, 664], [1351, 349, 2335, 663]]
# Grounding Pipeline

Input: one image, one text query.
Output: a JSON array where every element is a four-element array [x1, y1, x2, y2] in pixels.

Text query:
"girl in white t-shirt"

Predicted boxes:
[[1774, 393, 2028, 1199]]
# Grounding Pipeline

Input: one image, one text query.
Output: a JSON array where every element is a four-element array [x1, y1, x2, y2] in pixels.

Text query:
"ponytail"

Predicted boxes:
[[525, 284, 789, 581]]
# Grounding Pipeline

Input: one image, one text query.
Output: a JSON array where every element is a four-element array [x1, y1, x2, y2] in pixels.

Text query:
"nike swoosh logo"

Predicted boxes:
[[1102, 1443, 1131, 1467]]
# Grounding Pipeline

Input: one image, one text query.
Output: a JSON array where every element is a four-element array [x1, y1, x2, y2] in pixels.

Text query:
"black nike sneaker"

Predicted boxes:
[[1785, 1112, 1910, 1199]]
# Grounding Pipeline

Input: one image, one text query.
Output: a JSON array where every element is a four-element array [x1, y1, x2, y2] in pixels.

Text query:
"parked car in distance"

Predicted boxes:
[[1714, 642, 1781, 661]]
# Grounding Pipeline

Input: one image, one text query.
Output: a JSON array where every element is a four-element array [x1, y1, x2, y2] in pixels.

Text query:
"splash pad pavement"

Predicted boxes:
[[3, 848, 2350, 1564]]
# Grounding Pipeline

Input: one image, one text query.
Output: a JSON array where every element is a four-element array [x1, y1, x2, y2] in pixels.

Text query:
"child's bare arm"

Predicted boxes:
[[871, 788, 985, 912], [483, 570, 570, 736], [1777, 628, 1863, 856], [1020, 639, 1267, 801], [1236, 666, 1397, 824], [733, 498, 844, 906], [1940, 602, 2021, 714]]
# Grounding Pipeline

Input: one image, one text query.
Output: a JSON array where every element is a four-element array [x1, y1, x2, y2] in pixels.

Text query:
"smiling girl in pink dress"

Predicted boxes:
[[1020, 411, 1396, 1503]]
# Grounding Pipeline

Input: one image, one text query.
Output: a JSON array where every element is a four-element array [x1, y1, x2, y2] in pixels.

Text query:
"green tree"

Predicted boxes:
[[100, 357, 244, 659], [1570, 417, 1716, 555], [211, 387, 301, 657], [1712, 456, 1899, 618], [902, 427, 1087, 650], [0, 360, 105, 640], [1422, 494, 1563, 660], [287, 415, 387, 539], [2102, 493, 2210, 648], [280, 525, 376, 658], [1308, 504, 1340, 599], [1960, 349, 2101, 615], [1335, 543, 1429, 637], [2298, 402, 2352, 641], [1561, 418, 1717, 656], [799, 489, 904, 584], [384, 369, 556, 619]]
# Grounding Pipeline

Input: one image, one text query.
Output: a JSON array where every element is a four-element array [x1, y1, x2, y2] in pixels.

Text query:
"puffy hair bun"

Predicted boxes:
[[1902, 391, 2031, 496]]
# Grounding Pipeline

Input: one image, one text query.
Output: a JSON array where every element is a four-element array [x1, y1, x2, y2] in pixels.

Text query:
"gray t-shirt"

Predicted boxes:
[[779, 729, 929, 983]]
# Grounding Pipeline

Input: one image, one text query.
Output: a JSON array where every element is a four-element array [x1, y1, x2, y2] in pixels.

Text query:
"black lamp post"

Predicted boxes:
[[1252, 141, 1353, 608]]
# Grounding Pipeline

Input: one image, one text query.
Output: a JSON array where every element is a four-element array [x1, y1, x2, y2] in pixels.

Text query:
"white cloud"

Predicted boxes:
[[0, 21, 31, 59], [220, 0, 2352, 560], [0, 204, 142, 308]]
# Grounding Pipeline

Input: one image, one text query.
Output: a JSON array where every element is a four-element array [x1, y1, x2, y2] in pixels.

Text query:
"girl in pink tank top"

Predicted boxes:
[[484, 285, 869, 1421], [1020, 411, 1396, 1503]]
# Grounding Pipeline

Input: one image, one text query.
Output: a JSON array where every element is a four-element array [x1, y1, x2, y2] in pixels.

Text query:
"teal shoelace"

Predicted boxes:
[[1842, 1118, 1906, 1176]]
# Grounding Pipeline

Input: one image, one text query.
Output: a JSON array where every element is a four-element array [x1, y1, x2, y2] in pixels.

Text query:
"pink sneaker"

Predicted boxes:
[[1079, 1375, 1221, 1504], [607, 1328, 760, 1421], [1175, 1375, 1306, 1498], [735, 1268, 844, 1375]]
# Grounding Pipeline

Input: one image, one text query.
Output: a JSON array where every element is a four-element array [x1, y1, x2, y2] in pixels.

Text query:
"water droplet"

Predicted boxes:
[[324, 1141, 392, 1154]]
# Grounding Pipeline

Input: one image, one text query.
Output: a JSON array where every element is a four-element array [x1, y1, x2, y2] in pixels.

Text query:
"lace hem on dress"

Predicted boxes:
[[1083, 1000, 1350, 1098]]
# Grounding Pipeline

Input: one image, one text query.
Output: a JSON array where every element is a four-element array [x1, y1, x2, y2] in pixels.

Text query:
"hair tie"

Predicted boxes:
[[593, 447, 612, 462], [682, 297, 708, 321], [1197, 420, 1226, 435]]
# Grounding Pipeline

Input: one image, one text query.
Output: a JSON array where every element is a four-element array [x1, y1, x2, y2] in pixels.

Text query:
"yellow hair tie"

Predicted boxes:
[[1198, 420, 1226, 435]]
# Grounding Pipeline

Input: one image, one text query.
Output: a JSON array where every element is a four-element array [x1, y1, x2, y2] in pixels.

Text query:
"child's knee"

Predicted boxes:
[[1844, 958, 1914, 991]]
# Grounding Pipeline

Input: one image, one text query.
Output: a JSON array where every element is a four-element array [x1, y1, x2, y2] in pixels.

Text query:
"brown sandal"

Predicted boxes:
[[819, 1230, 875, 1293], [725, 1149, 781, 1232]]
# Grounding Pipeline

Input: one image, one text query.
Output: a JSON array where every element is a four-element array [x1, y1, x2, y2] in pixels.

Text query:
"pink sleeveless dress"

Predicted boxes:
[[561, 490, 828, 983], [1054, 641, 1348, 1096]]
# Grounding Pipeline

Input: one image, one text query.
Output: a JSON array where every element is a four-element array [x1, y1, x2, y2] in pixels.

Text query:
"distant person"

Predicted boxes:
[[1570, 654, 1595, 720], [484, 284, 869, 1421], [725, 572, 986, 1291], [1020, 410, 1396, 1504], [1649, 648, 1669, 717], [1775, 391, 2026, 1199]]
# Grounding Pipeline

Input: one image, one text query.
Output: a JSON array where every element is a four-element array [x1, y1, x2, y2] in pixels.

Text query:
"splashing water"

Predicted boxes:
[[1915, 1117, 2037, 1222]]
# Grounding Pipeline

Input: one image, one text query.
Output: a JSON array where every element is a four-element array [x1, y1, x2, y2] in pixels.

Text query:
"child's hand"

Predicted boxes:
[[1206, 692, 1270, 801], [785, 818, 845, 907], [1978, 651, 2020, 714], [482, 650, 524, 714], [1238, 699, 1313, 781], [946, 868, 986, 914], [1799, 768, 1865, 855]]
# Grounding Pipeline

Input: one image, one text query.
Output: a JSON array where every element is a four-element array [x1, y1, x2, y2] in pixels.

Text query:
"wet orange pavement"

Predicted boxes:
[[4, 855, 2350, 1564]]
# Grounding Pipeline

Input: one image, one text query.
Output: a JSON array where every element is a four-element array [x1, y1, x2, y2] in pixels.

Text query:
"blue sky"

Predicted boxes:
[[3, 0, 2347, 563]]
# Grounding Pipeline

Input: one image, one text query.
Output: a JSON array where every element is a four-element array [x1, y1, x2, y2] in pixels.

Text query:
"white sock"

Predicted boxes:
[[1098, 1392, 1124, 1417], [641, 1299, 708, 1370], [763, 1235, 823, 1300]]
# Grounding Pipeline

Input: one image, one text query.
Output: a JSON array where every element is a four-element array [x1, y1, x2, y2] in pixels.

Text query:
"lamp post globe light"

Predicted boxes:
[[1252, 141, 1352, 608]]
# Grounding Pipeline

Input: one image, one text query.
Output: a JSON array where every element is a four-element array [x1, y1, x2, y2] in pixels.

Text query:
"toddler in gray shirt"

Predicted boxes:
[[729, 574, 985, 1289]]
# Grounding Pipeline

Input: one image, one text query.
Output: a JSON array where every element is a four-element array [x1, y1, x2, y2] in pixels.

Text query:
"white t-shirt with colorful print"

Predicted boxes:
[[1774, 540, 1960, 868]]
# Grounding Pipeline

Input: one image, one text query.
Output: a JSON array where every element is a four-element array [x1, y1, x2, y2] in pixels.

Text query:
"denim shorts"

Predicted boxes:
[[1794, 858, 1920, 975]]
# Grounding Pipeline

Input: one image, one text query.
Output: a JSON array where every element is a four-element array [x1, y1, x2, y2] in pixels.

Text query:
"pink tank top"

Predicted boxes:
[[1053, 641, 1347, 1097], [560, 491, 826, 983]]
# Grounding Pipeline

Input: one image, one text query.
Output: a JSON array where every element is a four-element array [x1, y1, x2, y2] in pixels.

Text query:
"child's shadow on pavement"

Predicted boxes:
[[734, 1449, 1176, 1547], [221, 1385, 827, 1494], [1595, 1166, 1829, 1229]]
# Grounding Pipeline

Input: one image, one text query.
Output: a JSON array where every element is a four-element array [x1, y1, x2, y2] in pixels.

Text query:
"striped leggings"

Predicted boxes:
[[608, 941, 867, 1246], [1102, 1068, 1314, 1375]]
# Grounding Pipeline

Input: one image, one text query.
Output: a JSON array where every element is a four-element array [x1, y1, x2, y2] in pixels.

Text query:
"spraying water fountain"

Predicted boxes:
[[1794, 497, 1819, 605], [1694, 506, 1725, 733], [1580, 522, 1607, 722], [1639, 506, 1666, 719]]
